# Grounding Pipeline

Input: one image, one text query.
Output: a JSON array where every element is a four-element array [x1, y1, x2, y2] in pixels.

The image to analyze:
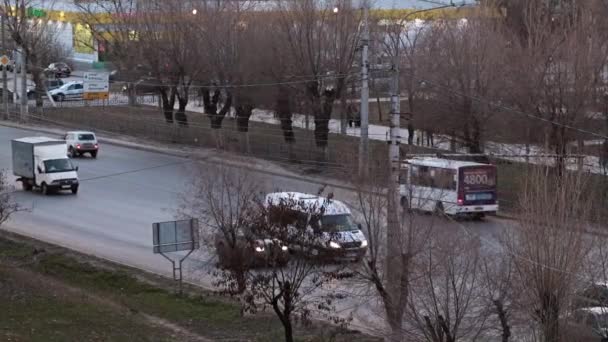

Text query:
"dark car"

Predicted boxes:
[[27, 79, 65, 99], [122, 77, 161, 95], [574, 284, 608, 309], [214, 227, 290, 269], [45, 62, 71, 78], [0, 88, 14, 103], [563, 307, 608, 342]]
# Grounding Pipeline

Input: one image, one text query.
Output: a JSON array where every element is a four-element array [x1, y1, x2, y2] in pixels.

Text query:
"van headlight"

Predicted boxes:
[[361, 240, 368, 248], [281, 245, 288, 252], [255, 246, 265, 253], [328, 241, 341, 249]]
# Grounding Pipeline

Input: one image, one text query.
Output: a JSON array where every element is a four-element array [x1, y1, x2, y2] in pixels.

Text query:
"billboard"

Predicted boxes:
[[152, 219, 200, 254], [83, 72, 109, 100]]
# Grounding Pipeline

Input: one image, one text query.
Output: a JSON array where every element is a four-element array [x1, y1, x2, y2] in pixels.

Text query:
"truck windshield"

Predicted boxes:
[[44, 159, 75, 173], [319, 214, 358, 232]]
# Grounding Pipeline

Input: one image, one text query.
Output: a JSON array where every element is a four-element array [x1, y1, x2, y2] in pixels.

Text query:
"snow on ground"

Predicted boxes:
[[56, 94, 605, 175], [176, 100, 608, 175]]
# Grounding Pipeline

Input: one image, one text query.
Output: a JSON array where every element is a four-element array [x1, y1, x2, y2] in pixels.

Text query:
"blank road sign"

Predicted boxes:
[[153, 219, 200, 254]]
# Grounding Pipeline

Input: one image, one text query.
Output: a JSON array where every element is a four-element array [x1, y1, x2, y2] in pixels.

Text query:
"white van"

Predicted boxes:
[[264, 192, 368, 261]]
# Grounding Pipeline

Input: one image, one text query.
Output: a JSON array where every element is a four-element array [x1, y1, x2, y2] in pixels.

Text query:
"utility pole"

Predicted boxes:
[[20, 47, 27, 121], [1, 15, 7, 119], [12, 49, 17, 108], [358, 0, 369, 177]]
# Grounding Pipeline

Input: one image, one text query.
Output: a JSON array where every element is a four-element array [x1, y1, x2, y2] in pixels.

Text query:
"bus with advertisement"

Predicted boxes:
[[399, 157, 498, 218]]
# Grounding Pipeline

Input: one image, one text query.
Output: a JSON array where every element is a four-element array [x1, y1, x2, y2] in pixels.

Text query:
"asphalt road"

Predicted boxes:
[[0, 124, 512, 331]]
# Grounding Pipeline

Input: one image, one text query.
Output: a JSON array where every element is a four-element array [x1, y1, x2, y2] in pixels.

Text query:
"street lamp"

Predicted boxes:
[[192, 8, 197, 15], [333, 7, 339, 14]]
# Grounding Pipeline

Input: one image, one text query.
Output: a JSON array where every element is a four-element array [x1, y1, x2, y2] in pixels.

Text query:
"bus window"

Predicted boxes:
[[399, 167, 408, 184], [435, 169, 456, 190]]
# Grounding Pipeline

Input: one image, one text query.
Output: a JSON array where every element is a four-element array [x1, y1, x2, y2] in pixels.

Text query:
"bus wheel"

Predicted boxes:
[[434, 202, 444, 217], [473, 213, 485, 221]]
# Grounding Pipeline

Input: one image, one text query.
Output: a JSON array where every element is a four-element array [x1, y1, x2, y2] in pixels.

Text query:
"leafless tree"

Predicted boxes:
[[406, 232, 488, 342], [420, 8, 508, 153], [177, 164, 263, 294], [504, 165, 593, 342], [79, 0, 207, 125], [0, 170, 18, 227], [496, 0, 604, 173], [0, 0, 68, 108], [480, 252, 514, 342], [347, 168, 434, 341], [271, 0, 361, 157], [243, 193, 347, 342]]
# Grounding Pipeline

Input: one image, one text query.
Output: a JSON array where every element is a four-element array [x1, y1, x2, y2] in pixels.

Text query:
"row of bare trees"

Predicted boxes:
[[77, 0, 362, 155], [178, 156, 607, 342], [373, 0, 608, 173]]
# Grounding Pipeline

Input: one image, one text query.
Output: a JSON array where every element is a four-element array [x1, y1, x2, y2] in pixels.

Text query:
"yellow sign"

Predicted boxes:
[[83, 92, 109, 100], [0, 55, 9, 66]]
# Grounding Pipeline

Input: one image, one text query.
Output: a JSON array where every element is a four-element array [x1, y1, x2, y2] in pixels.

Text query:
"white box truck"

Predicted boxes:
[[12, 137, 79, 195]]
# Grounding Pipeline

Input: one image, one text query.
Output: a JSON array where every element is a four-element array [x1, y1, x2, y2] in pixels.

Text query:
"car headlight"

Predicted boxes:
[[281, 245, 288, 252], [361, 240, 368, 248], [255, 246, 265, 253], [328, 241, 341, 249]]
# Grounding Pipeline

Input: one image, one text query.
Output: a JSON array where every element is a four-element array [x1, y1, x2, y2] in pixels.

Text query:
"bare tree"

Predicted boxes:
[[406, 233, 487, 342], [504, 166, 593, 342], [79, 0, 207, 125], [480, 253, 514, 342], [348, 168, 434, 341], [0, 0, 68, 108], [421, 9, 507, 153], [178, 164, 263, 294], [497, 0, 604, 173], [272, 0, 361, 157], [0, 170, 18, 227], [243, 193, 346, 342]]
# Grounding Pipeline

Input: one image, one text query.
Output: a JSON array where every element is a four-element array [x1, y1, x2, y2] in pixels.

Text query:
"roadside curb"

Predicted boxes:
[[0, 119, 360, 193]]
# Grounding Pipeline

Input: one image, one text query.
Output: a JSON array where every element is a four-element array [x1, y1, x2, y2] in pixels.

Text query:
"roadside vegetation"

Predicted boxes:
[[0, 233, 379, 342]]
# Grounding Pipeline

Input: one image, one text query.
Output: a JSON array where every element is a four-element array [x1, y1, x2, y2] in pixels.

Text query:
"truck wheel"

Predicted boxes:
[[41, 183, 48, 195], [91, 151, 97, 159], [22, 181, 32, 191], [71, 185, 78, 195]]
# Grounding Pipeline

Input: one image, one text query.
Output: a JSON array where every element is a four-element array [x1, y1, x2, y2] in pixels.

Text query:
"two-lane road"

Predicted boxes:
[[0, 124, 511, 330]]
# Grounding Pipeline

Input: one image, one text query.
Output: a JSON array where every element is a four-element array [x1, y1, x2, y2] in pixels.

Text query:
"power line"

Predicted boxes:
[[399, 69, 608, 141]]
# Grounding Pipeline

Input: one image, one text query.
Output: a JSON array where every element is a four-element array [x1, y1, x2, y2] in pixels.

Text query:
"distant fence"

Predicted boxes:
[[28, 106, 395, 177]]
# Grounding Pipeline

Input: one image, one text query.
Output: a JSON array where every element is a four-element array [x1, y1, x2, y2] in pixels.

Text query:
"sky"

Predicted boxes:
[[374, 0, 477, 9]]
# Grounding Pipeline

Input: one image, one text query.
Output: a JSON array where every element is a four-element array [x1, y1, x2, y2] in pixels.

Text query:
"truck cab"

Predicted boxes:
[[12, 137, 79, 195]]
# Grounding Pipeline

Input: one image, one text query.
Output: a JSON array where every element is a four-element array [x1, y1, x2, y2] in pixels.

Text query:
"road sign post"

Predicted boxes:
[[152, 218, 200, 294], [83, 72, 109, 101]]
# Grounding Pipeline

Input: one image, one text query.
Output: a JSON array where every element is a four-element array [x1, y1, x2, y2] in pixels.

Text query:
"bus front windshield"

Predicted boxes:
[[44, 159, 75, 173], [318, 214, 359, 232]]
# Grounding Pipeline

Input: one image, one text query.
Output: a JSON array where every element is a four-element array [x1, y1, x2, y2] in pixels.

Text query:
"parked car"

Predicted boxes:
[[122, 77, 161, 95], [574, 283, 608, 309], [27, 79, 65, 99], [563, 307, 608, 342], [49, 81, 84, 102], [45, 62, 71, 78], [6, 60, 23, 73], [0, 88, 14, 103], [214, 226, 289, 269], [63, 131, 99, 158]]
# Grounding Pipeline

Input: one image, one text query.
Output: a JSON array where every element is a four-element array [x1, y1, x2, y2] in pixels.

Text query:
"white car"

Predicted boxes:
[[64, 131, 99, 158], [49, 81, 84, 102]]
